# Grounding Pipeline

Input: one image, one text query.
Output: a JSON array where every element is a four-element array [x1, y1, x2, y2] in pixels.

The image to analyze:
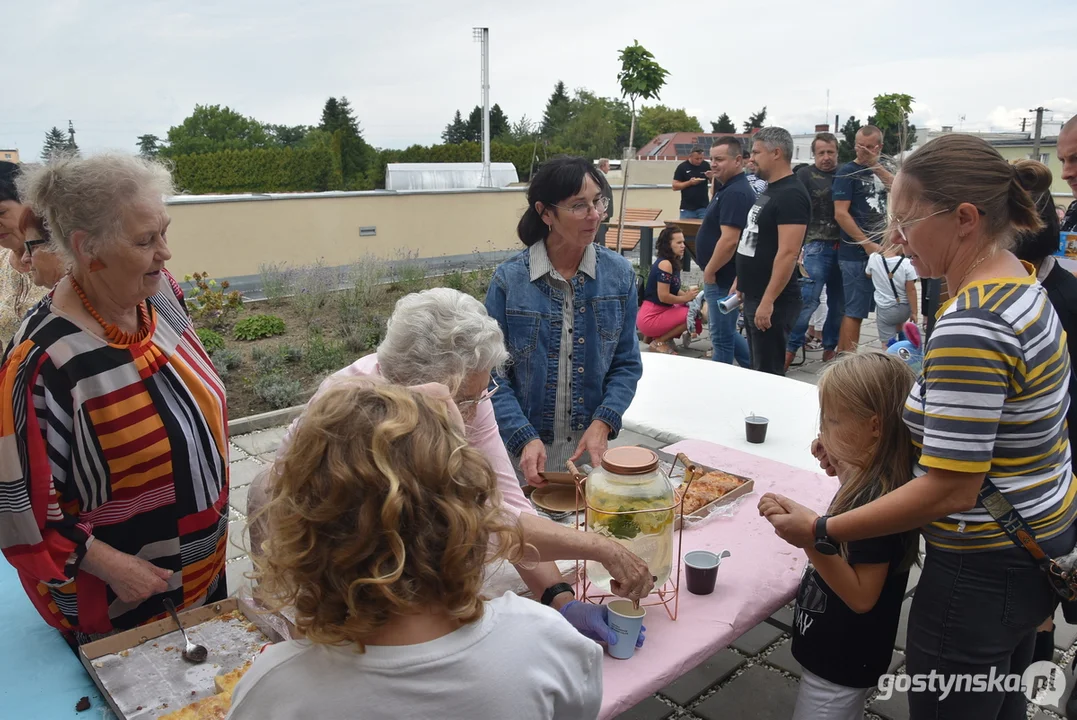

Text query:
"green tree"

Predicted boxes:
[[711, 113, 736, 134], [490, 104, 510, 140], [868, 93, 918, 157], [636, 105, 703, 144], [509, 115, 536, 144], [615, 40, 669, 252], [164, 104, 271, 156], [41, 126, 68, 160], [137, 134, 161, 158], [265, 124, 310, 148], [541, 81, 572, 138], [838, 115, 862, 163], [318, 96, 374, 189], [442, 110, 468, 144], [742, 106, 767, 133], [554, 91, 631, 159], [464, 104, 511, 142]]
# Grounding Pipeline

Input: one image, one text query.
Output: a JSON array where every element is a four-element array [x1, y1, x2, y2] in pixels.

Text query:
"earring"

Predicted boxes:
[[89, 259, 106, 272]]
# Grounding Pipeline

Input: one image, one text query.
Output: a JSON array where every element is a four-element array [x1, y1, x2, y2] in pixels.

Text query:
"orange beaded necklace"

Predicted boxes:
[[70, 275, 152, 345]]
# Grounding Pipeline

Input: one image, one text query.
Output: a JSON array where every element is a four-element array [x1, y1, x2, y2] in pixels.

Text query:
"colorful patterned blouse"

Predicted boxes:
[[0, 271, 230, 639]]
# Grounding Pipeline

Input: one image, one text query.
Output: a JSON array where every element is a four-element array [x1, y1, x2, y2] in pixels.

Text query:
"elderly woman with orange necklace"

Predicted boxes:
[[0, 153, 230, 647]]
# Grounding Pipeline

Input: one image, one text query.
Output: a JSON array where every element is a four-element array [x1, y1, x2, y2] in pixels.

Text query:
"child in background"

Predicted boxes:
[[866, 248, 918, 346], [234, 380, 603, 720], [760, 353, 919, 720]]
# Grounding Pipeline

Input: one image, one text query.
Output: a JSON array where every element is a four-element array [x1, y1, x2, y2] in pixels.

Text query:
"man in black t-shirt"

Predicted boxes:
[[672, 147, 712, 219], [735, 127, 810, 375], [786, 133, 845, 370]]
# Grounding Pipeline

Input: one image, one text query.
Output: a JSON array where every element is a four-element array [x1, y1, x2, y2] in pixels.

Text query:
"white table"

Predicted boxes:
[[623, 352, 822, 472]]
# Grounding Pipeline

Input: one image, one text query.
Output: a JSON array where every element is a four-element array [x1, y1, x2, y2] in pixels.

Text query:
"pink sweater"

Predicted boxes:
[[280, 354, 535, 518]]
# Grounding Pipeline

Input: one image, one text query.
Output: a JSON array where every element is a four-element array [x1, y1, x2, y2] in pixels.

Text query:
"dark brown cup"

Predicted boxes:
[[684, 551, 720, 595], [745, 415, 769, 444]]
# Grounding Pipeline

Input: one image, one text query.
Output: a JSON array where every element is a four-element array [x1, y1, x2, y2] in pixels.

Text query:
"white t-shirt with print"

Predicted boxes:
[[866, 253, 918, 309]]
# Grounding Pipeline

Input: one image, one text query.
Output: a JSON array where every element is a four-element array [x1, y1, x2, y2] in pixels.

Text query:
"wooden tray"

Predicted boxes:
[[652, 449, 755, 529]]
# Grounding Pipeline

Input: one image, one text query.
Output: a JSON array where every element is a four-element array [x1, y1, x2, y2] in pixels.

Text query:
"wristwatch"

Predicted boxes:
[[813, 515, 839, 556], [541, 582, 575, 606]]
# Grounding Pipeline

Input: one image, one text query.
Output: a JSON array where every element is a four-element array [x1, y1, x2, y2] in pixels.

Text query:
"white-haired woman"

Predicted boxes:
[[249, 287, 654, 646], [0, 153, 229, 646]]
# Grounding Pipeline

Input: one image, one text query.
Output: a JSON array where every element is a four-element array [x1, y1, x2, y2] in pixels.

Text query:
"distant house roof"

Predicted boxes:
[[988, 135, 1058, 148], [636, 132, 755, 160]]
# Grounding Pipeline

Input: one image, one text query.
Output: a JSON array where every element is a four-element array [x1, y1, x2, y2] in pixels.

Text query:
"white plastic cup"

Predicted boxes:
[[606, 600, 647, 660]]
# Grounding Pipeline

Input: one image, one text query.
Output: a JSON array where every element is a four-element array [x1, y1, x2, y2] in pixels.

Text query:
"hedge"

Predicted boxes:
[[170, 147, 335, 194]]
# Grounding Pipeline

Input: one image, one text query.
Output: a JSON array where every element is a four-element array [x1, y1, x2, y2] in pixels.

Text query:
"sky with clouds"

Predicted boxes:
[[4, 0, 1075, 157]]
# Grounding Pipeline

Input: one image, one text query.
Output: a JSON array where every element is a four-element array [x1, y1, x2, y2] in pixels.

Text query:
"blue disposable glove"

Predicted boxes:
[[559, 600, 646, 649]]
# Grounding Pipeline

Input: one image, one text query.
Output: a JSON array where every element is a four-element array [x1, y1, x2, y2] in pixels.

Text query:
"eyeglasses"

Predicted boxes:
[[457, 377, 500, 412], [551, 197, 610, 219], [23, 238, 48, 257], [887, 205, 985, 243]]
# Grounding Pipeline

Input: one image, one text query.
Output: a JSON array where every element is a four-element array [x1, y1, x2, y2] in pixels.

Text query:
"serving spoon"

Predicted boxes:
[[163, 598, 208, 664]]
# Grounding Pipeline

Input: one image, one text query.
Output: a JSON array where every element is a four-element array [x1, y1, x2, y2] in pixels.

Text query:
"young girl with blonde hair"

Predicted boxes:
[[761, 353, 919, 719], [232, 379, 603, 720]]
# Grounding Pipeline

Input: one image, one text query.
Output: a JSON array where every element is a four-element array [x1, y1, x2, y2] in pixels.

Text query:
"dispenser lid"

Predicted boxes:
[[601, 446, 659, 475]]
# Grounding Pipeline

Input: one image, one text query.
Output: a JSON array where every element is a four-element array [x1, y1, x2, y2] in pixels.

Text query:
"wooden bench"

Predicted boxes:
[[604, 208, 663, 253]]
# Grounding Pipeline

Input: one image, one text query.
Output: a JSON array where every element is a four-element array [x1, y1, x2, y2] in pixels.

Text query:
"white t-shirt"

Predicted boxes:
[[227, 593, 604, 720], [865, 253, 918, 309]]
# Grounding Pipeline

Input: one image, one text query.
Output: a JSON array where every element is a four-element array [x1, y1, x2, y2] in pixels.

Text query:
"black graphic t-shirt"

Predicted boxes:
[[796, 164, 840, 244], [791, 534, 911, 689], [674, 160, 711, 211], [734, 174, 811, 300], [832, 161, 890, 262]]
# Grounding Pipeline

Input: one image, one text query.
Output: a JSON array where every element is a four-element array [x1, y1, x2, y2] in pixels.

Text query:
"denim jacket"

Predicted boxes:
[[485, 242, 643, 457]]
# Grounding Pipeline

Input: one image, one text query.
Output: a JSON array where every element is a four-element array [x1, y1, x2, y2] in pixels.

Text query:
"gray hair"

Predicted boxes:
[[753, 127, 794, 163], [16, 151, 175, 265], [377, 287, 509, 396]]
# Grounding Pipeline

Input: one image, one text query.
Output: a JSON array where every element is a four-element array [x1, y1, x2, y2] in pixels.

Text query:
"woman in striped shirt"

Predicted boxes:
[[763, 134, 1075, 719]]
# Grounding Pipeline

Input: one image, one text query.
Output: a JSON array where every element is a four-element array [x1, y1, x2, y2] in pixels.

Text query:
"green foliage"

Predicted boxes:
[[743, 106, 768, 133], [292, 261, 338, 326], [869, 93, 918, 157], [259, 262, 294, 306], [278, 344, 304, 364], [557, 92, 631, 160], [636, 105, 703, 144], [169, 146, 335, 194], [251, 345, 283, 374], [617, 41, 669, 107], [305, 330, 348, 374], [41, 126, 75, 161], [319, 96, 375, 188], [711, 114, 736, 134], [541, 81, 573, 138], [839, 116, 863, 164], [196, 328, 226, 354], [185, 272, 244, 330], [233, 314, 286, 341], [442, 110, 468, 144], [137, 134, 161, 158], [265, 124, 310, 148], [210, 347, 242, 377], [459, 104, 510, 142], [389, 250, 427, 294], [252, 373, 301, 410], [163, 104, 272, 157]]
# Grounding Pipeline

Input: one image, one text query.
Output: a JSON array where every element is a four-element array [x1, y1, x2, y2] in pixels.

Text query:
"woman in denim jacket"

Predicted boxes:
[[486, 157, 643, 488]]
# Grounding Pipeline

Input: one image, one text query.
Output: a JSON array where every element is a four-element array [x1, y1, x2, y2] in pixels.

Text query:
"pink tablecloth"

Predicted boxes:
[[594, 439, 839, 720]]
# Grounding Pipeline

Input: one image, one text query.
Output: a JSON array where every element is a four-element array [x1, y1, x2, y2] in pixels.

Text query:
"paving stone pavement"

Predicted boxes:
[[224, 280, 1077, 719]]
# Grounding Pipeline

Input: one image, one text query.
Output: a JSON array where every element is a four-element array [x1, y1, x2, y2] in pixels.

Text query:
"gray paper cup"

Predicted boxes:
[[607, 600, 646, 660]]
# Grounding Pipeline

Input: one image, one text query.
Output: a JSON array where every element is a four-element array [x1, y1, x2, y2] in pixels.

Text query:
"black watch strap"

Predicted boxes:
[[541, 582, 575, 606], [814, 515, 830, 542]]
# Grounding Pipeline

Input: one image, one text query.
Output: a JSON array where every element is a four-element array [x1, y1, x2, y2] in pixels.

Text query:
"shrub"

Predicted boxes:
[[389, 249, 427, 294], [341, 313, 385, 354], [196, 327, 226, 354], [444, 270, 466, 292], [234, 314, 286, 341], [278, 344, 304, 364], [253, 373, 301, 410], [210, 347, 242, 378], [259, 262, 294, 306], [292, 260, 339, 326], [344, 254, 386, 307], [170, 147, 335, 195], [305, 330, 348, 374], [251, 346, 283, 374], [185, 272, 244, 330]]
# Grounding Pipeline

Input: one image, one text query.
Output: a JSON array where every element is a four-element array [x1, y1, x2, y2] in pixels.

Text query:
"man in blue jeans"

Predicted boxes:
[[696, 137, 755, 365], [785, 132, 845, 371], [673, 147, 712, 220], [833, 126, 893, 351]]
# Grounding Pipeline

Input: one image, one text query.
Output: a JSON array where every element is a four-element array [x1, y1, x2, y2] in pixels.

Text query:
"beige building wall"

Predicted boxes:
[[165, 185, 684, 279], [995, 145, 1071, 197], [0, 149, 20, 164]]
